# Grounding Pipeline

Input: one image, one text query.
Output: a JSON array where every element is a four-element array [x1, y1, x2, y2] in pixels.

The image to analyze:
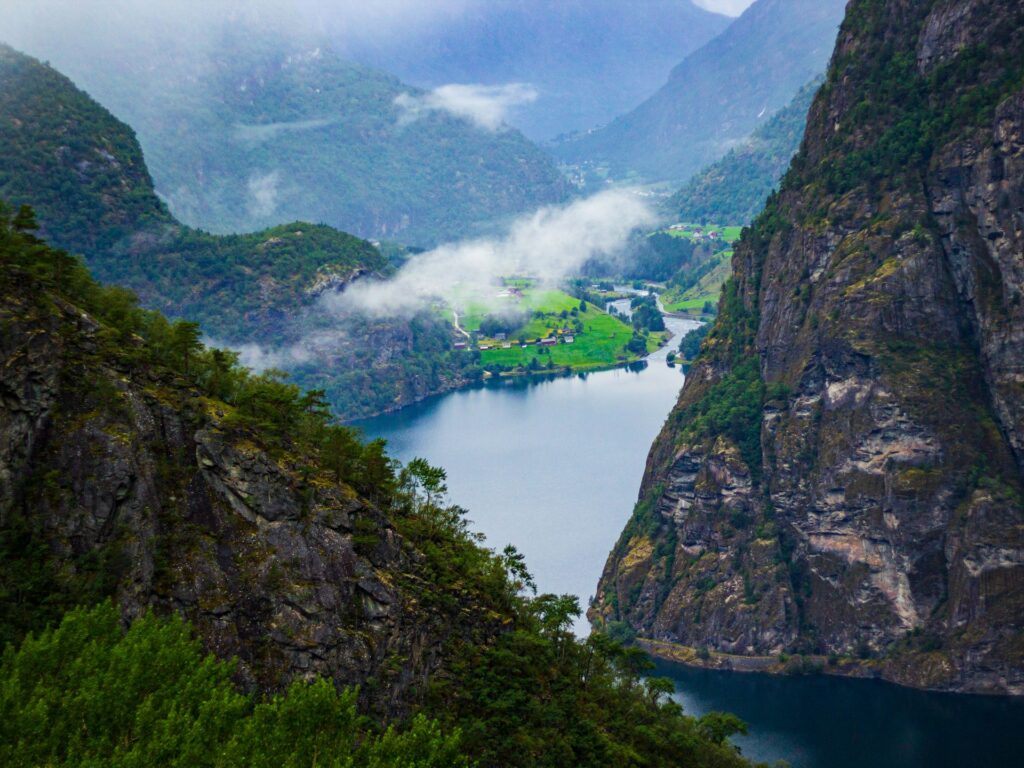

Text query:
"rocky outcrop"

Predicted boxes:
[[0, 273, 476, 715], [594, 0, 1024, 694]]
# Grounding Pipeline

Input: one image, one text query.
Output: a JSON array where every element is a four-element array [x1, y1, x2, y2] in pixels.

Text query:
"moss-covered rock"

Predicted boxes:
[[593, 0, 1024, 695]]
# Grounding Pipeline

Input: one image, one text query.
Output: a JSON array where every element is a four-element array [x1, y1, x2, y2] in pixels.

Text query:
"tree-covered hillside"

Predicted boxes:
[[0, 44, 474, 419], [0, 43, 173, 255], [0, 203, 759, 768], [669, 78, 822, 225], [6, 32, 570, 246]]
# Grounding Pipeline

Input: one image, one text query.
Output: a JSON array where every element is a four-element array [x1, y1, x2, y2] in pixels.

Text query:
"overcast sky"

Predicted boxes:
[[694, 0, 756, 15]]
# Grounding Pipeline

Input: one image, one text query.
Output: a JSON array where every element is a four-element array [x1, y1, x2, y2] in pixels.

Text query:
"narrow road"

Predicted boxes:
[[452, 310, 471, 340]]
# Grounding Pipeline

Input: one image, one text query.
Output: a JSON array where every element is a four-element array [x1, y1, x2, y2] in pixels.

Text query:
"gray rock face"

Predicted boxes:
[[594, 0, 1024, 694], [0, 285, 456, 713]]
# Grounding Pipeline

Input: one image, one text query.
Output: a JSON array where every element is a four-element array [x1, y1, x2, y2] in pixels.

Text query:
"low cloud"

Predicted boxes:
[[247, 171, 281, 218], [395, 83, 538, 131], [692, 0, 755, 16], [230, 339, 313, 372], [233, 118, 335, 147], [214, 190, 655, 377], [332, 189, 655, 316]]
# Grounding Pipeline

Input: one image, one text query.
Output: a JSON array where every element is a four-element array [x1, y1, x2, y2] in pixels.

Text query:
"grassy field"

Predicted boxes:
[[461, 288, 662, 372], [661, 250, 733, 315], [662, 222, 743, 244]]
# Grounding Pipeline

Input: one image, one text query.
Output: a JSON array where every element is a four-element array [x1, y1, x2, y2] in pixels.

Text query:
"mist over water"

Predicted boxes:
[[226, 189, 656, 372]]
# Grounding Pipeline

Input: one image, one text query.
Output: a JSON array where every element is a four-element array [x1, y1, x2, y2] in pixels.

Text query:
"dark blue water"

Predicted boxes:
[[358, 317, 1024, 768], [662, 660, 1024, 768]]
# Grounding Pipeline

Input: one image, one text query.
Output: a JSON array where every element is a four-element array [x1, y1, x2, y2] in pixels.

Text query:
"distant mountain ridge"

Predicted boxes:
[[555, 0, 847, 184], [336, 0, 731, 140]]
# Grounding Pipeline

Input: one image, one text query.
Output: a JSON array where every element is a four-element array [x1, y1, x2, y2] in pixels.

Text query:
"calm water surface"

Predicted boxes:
[[663, 660, 1024, 768], [359, 315, 1024, 768], [359, 315, 699, 634]]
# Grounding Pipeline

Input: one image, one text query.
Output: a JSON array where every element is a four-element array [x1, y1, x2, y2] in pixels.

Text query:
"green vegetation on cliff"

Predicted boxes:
[[0, 203, 756, 767], [0, 43, 172, 256], [593, 0, 1024, 693], [0, 43, 387, 338], [669, 78, 822, 225]]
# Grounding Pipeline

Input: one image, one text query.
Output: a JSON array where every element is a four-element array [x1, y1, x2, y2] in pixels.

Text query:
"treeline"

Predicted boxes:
[[631, 295, 666, 333], [0, 603, 467, 767]]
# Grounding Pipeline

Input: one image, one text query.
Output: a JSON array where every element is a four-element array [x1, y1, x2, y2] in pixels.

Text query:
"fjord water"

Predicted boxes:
[[359, 314, 701, 635], [358, 315, 1024, 768], [663, 660, 1024, 768]]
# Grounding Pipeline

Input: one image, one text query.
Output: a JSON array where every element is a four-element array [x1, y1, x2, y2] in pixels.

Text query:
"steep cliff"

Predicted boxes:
[[0, 228, 483, 717], [594, 0, 1024, 694]]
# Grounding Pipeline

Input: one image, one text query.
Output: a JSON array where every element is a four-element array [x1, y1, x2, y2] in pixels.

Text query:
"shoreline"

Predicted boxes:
[[636, 637, 1023, 697], [351, 297, 705, 423]]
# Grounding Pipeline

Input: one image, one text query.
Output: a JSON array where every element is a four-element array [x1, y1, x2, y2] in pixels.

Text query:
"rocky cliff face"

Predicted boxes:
[[0, 266, 484, 715], [594, 0, 1024, 694]]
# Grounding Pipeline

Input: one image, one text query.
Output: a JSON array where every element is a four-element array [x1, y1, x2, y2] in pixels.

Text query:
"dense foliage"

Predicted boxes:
[[670, 268, 765, 480], [631, 295, 667, 333], [0, 604, 466, 768], [670, 78, 821, 225], [678, 324, 711, 362], [0, 203, 756, 768], [658, 188, 796, 481], [816, 3, 1024, 196], [626, 233, 697, 281], [288, 310, 483, 420], [0, 43, 172, 257]]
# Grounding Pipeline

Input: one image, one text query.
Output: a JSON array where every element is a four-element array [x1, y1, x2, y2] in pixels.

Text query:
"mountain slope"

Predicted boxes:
[[669, 77, 822, 225], [0, 44, 477, 419], [0, 204, 755, 768], [0, 44, 386, 333], [593, 0, 1024, 694], [0, 43, 173, 255], [555, 0, 846, 183], [4, 32, 570, 246], [339, 0, 730, 140]]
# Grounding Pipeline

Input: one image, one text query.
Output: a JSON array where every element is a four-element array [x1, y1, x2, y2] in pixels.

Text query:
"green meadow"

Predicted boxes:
[[457, 288, 663, 373], [661, 249, 733, 315], [662, 222, 743, 243]]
